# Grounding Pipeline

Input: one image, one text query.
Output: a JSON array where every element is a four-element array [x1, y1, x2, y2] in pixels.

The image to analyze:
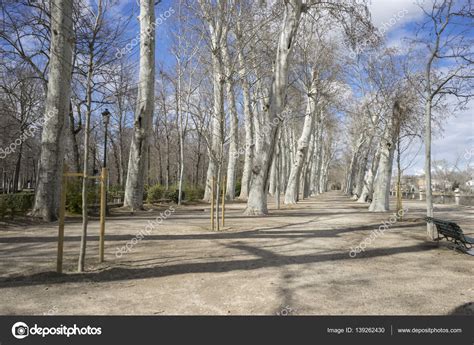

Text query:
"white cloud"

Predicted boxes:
[[403, 101, 474, 175], [368, 0, 431, 31]]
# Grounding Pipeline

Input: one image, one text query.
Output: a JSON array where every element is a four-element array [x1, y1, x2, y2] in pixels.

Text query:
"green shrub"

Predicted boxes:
[[164, 189, 181, 203], [146, 184, 188, 203], [234, 180, 241, 197], [12, 193, 35, 213], [108, 185, 124, 202], [185, 187, 204, 201], [0, 197, 8, 219], [146, 184, 166, 203], [65, 180, 99, 214], [0, 193, 34, 219], [66, 180, 82, 214]]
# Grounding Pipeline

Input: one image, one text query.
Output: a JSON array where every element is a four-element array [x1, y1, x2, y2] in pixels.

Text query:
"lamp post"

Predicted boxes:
[[101, 109, 111, 221], [101, 109, 111, 168]]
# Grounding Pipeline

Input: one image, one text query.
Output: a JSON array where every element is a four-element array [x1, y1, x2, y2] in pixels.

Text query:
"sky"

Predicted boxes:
[[368, 0, 473, 175], [110, 0, 473, 176]]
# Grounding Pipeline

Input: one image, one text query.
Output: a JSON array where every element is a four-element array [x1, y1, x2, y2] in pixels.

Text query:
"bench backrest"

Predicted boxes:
[[425, 217, 465, 241]]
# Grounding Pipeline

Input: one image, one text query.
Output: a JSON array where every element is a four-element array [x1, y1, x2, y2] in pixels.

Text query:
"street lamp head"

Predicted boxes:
[[101, 108, 111, 126]]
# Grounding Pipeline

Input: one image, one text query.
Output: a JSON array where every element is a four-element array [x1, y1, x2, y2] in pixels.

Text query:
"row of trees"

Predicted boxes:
[[1, 0, 472, 246]]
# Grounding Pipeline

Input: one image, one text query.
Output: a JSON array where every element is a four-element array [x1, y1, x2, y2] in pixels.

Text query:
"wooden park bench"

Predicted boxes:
[[425, 217, 474, 256]]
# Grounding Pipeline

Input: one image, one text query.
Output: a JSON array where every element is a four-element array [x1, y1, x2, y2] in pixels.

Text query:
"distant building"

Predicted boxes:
[[466, 179, 474, 191], [392, 175, 453, 193]]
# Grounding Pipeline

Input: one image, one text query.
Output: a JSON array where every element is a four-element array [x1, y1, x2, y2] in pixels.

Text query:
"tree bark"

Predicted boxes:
[[237, 45, 254, 200], [369, 103, 401, 212], [202, 6, 227, 202], [285, 92, 316, 204], [223, 46, 238, 200], [357, 148, 380, 203], [123, 0, 156, 210], [245, 0, 303, 215], [32, 0, 74, 221]]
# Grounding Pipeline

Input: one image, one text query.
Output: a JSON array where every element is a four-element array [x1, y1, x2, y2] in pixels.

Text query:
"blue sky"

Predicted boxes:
[[368, 0, 473, 175], [111, 0, 473, 176]]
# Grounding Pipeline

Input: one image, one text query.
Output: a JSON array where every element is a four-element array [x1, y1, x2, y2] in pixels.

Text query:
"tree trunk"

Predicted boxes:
[[69, 104, 82, 173], [345, 134, 364, 196], [245, 0, 303, 215], [32, 0, 74, 221], [357, 148, 380, 203], [368, 143, 395, 212], [425, 97, 434, 239], [354, 144, 371, 198], [203, 17, 227, 202], [237, 39, 254, 200], [369, 104, 400, 212], [12, 141, 23, 193], [314, 112, 324, 195], [224, 46, 238, 200], [123, 0, 155, 210], [285, 93, 315, 204], [78, 50, 94, 272]]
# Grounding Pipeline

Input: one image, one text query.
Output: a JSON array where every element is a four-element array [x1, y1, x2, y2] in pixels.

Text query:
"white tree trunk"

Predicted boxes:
[[302, 132, 316, 198], [315, 112, 324, 194], [424, 97, 434, 238], [369, 109, 399, 212], [345, 134, 364, 196], [357, 148, 380, 203], [224, 47, 238, 200], [269, 156, 277, 197], [237, 29, 254, 200], [124, 0, 155, 210], [353, 145, 369, 198], [32, 0, 74, 221], [245, 0, 303, 215], [285, 93, 316, 204], [310, 118, 320, 195], [368, 146, 394, 211], [202, 12, 227, 202], [319, 144, 329, 193]]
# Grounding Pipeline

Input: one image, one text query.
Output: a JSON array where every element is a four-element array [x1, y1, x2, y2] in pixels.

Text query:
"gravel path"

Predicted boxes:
[[0, 192, 472, 315]]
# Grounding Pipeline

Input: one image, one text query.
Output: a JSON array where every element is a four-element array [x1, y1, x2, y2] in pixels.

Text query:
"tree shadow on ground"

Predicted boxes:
[[0, 222, 425, 244], [0, 242, 438, 289], [450, 302, 474, 315]]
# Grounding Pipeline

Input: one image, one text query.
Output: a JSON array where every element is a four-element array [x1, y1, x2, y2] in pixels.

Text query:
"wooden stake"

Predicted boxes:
[[221, 175, 226, 228], [211, 176, 215, 231], [99, 168, 107, 263], [57, 164, 68, 273]]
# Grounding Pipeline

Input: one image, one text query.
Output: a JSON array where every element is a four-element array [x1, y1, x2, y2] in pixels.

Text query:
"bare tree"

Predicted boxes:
[[31, 0, 74, 221], [411, 0, 473, 239], [124, 0, 156, 210]]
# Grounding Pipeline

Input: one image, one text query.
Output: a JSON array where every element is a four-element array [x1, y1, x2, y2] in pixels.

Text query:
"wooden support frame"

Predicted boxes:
[[57, 167, 108, 273], [99, 168, 107, 263], [221, 176, 226, 228], [57, 165, 68, 273], [211, 176, 215, 231]]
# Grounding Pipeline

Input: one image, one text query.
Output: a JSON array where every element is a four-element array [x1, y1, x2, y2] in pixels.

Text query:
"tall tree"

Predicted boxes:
[[31, 0, 74, 221], [245, 0, 303, 215], [123, 0, 156, 210], [413, 0, 473, 239]]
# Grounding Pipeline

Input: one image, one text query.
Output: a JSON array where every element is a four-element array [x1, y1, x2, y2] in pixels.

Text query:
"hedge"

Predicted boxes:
[[0, 193, 35, 219]]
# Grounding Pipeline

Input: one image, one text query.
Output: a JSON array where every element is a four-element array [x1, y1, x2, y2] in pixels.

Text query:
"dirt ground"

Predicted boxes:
[[0, 192, 472, 315]]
